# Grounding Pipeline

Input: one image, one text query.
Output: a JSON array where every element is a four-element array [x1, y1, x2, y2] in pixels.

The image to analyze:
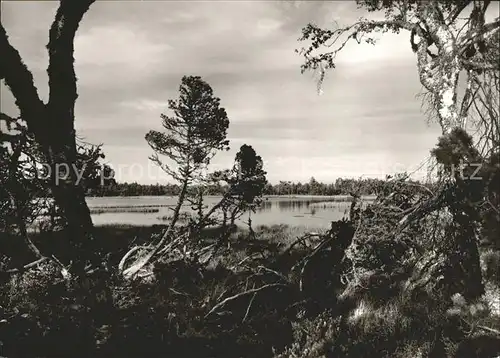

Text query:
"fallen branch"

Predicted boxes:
[[196, 243, 219, 265], [157, 233, 188, 257], [3, 257, 48, 274], [477, 324, 500, 336], [118, 246, 144, 274], [292, 233, 334, 273], [121, 234, 186, 279], [229, 252, 261, 271], [204, 283, 288, 318], [242, 288, 257, 323], [256, 265, 288, 282]]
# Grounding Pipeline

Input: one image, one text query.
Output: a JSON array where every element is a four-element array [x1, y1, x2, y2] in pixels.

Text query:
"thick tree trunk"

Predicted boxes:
[[409, 5, 487, 302], [416, 4, 463, 135], [50, 178, 97, 271], [0, 0, 97, 275], [44, 0, 98, 272]]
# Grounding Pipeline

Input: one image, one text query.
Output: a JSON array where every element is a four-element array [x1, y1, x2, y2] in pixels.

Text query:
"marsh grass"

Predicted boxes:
[[157, 212, 192, 223], [252, 224, 321, 245], [2, 224, 500, 358], [90, 207, 160, 214]]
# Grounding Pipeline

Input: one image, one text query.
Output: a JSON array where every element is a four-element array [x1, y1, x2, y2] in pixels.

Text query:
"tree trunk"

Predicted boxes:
[[50, 179, 97, 271], [168, 177, 189, 232], [122, 176, 189, 278], [416, 5, 463, 135], [0, 0, 98, 275]]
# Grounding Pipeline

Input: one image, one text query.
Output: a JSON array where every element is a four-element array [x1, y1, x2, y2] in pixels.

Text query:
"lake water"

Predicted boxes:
[[86, 195, 374, 229]]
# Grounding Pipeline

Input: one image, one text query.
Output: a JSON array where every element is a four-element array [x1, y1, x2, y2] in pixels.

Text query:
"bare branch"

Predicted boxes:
[[299, 18, 414, 75], [477, 325, 500, 336], [204, 283, 288, 318], [459, 19, 500, 50], [2, 257, 48, 274], [241, 290, 257, 323], [446, 0, 473, 25], [0, 112, 18, 128], [0, 22, 46, 138]]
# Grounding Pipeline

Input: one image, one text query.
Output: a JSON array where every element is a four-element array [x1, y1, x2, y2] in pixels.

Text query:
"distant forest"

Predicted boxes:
[[86, 176, 427, 197]]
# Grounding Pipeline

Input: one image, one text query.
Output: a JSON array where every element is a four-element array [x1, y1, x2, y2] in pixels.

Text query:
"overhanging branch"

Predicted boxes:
[[459, 19, 500, 49], [0, 22, 46, 138], [446, 0, 474, 25]]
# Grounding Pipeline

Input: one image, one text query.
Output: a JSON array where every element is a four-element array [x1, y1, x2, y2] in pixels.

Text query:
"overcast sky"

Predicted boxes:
[[1, 0, 446, 184]]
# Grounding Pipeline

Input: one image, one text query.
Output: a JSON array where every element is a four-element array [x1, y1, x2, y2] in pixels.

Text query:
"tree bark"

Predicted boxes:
[[0, 0, 98, 273], [415, 4, 462, 134]]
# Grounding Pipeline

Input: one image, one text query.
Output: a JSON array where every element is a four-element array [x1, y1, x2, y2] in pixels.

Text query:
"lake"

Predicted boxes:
[[86, 195, 375, 229]]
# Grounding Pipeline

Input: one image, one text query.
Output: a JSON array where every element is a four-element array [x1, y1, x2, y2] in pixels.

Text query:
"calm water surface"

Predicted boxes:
[[86, 195, 374, 229]]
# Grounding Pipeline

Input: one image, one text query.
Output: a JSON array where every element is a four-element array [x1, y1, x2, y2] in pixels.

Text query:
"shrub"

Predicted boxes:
[[481, 249, 500, 285]]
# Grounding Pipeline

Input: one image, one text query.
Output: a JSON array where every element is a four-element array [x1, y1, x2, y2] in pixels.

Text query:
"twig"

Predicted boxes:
[[477, 324, 500, 336], [51, 255, 71, 279], [157, 233, 186, 257], [283, 235, 311, 255], [242, 285, 257, 323], [229, 253, 260, 270], [257, 265, 288, 282], [216, 287, 230, 301], [169, 288, 191, 297], [204, 283, 287, 318], [292, 234, 334, 272]]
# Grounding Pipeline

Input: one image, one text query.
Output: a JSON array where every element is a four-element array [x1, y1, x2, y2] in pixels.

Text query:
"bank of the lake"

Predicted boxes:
[[86, 195, 376, 228]]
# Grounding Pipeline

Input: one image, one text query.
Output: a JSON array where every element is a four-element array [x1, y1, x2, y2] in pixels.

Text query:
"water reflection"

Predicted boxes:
[[246, 198, 354, 228], [258, 200, 307, 212], [88, 196, 366, 229], [257, 199, 350, 213]]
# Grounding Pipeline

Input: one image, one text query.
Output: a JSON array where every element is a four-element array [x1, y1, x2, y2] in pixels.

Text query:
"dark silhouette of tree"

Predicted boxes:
[[145, 75, 229, 231], [123, 76, 230, 278], [0, 114, 46, 260], [76, 143, 116, 195], [231, 144, 267, 207], [218, 144, 268, 228], [0, 0, 98, 274], [1, 111, 115, 270]]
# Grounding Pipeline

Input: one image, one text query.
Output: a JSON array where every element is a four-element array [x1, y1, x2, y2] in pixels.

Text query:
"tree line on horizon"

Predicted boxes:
[[85, 176, 428, 197]]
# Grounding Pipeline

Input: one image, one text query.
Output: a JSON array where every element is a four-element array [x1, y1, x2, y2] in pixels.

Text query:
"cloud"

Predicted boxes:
[[1, 1, 443, 184], [74, 25, 171, 67], [256, 18, 284, 36], [119, 99, 167, 112], [161, 11, 198, 25]]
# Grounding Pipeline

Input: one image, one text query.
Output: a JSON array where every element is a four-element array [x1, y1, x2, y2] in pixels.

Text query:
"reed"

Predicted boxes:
[[89, 207, 160, 214]]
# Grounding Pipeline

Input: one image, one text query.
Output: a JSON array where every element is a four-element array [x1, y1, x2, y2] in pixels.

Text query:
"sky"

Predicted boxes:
[[0, 0, 446, 184]]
